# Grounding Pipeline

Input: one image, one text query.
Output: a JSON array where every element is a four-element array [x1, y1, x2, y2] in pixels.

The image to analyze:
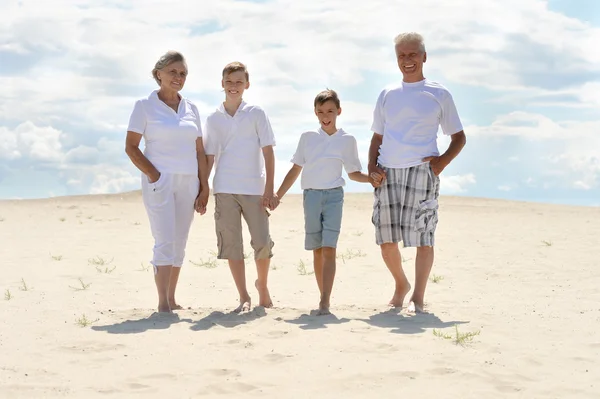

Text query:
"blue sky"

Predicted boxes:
[[1, 0, 599, 206]]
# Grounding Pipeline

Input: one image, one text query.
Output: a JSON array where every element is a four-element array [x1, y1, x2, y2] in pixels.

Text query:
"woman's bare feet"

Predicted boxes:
[[233, 296, 252, 314], [407, 300, 425, 313], [158, 301, 171, 313], [255, 280, 273, 308], [388, 282, 412, 308]]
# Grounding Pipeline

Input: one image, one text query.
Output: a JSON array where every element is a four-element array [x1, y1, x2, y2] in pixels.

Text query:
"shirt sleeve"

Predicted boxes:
[[439, 90, 464, 136], [203, 116, 216, 156], [255, 108, 276, 147], [370, 89, 386, 135], [127, 100, 146, 135], [190, 103, 203, 138], [290, 134, 305, 166], [342, 136, 362, 174]]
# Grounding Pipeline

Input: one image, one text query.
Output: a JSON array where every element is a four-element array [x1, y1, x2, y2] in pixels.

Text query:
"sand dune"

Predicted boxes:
[[1, 191, 599, 398]]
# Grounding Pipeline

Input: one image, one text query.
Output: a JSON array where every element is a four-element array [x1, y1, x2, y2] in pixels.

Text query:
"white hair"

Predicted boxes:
[[151, 51, 187, 86], [394, 32, 426, 53]]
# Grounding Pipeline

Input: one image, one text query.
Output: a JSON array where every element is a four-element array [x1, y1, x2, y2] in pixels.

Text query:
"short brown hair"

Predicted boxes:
[[222, 61, 249, 81], [314, 89, 340, 109]]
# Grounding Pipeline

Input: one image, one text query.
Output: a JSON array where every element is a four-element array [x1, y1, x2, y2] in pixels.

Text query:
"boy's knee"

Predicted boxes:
[[251, 237, 274, 259]]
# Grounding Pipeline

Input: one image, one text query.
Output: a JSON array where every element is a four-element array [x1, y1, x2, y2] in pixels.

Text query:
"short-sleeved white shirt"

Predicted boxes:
[[291, 128, 362, 190], [371, 79, 463, 168], [204, 101, 276, 195], [127, 90, 202, 175]]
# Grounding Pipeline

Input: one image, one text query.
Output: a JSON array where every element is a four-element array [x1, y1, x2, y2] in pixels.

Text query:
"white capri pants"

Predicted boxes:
[[141, 172, 199, 270]]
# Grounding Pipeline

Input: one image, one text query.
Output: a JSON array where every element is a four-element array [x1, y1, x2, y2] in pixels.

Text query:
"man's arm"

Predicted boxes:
[[367, 133, 385, 186], [423, 131, 466, 175]]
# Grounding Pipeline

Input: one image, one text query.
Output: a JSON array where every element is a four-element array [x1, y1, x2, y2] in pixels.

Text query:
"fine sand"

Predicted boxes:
[[0, 191, 599, 398]]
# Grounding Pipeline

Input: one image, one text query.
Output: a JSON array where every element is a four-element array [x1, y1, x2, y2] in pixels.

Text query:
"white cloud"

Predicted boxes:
[[440, 173, 476, 194]]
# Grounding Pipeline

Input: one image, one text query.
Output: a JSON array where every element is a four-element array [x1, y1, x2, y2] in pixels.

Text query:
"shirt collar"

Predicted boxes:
[[218, 100, 248, 115], [318, 127, 342, 137]]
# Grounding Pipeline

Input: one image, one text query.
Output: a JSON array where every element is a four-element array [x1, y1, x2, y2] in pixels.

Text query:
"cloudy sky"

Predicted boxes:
[[1, 0, 599, 206]]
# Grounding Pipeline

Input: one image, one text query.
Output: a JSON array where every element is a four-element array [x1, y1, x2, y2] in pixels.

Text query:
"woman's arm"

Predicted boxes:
[[125, 131, 160, 182]]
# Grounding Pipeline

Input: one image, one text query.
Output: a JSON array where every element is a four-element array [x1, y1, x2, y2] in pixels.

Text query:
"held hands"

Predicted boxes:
[[194, 187, 210, 215], [262, 190, 280, 211], [422, 155, 449, 176], [368, 164, 386, 188]]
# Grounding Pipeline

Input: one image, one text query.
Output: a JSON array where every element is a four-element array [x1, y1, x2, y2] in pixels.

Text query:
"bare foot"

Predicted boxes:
[[317, 301, 331, 316], [170, 304, 183, 311], [407, 300, 425, 313], [388, 283, 411, 308], [255, 280, 273, 308], [158, 302, 171, 313], [233, 297, 251, 314]]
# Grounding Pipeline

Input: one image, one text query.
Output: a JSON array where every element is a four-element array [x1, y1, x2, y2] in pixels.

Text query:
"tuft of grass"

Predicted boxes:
[[87, 215, 93, 219], [51, 254, 63, 261], [337, 248, 366, 264], [137, 262, 151, 272], [59, 217, 66, 222], [433, 325, 480, 346], [4, 289, 12, 300], [0, 217, 4, 222], [296, 259, 314, 276], [189, 258, 218, 269], [242, 251, 253, 260], [132, 221, 141, 226], [352, 231, 364, 236], [75, 314, 99, 327], [19, 278, 30, 291], [429, 274, 444, 283], [69, 278, 91, 291], [270, 263, 279, 271], [542, 240, 553, 246], [89, 256, 116, 274]]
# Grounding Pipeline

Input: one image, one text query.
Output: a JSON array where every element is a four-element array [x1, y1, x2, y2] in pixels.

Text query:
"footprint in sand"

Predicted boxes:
[[205, 368, 242, 378], [198, 382, 259, 395]]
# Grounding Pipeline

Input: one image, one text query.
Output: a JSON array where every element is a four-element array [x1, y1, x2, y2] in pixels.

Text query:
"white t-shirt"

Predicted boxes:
[[291, 128, 362, 190], [204, 101, 276, 195], [371, 79, 463, 168], [127, 90, 202, 175]]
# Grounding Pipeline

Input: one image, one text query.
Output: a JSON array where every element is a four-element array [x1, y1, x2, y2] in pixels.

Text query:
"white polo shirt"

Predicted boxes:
[[127, 90, 202, 175], [204, 101, 276, 195], [371, 79, 463, 169], [291, 128, 362, 190]]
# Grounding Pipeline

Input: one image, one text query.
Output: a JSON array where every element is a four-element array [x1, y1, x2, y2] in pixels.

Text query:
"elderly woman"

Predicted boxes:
[[125, 51, 209, 313]]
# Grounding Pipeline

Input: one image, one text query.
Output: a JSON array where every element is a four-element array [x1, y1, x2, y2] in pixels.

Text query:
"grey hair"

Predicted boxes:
[[394, 32, 426, 53], [151, 51, 187, 86]]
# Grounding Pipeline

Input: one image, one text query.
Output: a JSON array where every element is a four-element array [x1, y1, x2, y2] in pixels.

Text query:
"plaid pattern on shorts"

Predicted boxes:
[[372, 163, 440, 247]]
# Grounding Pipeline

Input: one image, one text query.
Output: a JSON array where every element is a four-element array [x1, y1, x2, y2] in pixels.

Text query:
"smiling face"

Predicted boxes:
[[156, 60, 187, 92], [315, 99, 342, 134], [395, 40, 427, 83], [222, 70, 249, 101]]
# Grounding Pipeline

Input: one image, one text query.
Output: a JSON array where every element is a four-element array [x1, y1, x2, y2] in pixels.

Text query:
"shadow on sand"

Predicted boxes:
[[357, 308, 469, 334], [189, 306, 267, 331], [91, 312, 192, 334], [284, 309, 351, 330]]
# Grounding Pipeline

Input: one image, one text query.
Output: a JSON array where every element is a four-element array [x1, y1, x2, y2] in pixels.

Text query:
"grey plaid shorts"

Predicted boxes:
[[372, 163, 440, 247]]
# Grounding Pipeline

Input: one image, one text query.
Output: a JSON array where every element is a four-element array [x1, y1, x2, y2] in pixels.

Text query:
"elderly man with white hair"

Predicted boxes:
[[368, 32, 467, 313]]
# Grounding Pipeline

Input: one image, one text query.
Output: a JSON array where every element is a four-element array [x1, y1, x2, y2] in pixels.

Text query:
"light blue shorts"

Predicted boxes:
[[303, 187, 344, 250]]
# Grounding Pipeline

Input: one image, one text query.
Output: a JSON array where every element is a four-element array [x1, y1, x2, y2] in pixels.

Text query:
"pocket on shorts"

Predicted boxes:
[[145, 173, 170, 207], [371, 189, 381, 227], [415, 199, 438, 233]]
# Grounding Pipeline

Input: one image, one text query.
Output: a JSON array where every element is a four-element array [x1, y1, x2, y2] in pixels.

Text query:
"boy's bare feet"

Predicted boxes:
[[255, 279, 273, 308], [388, 282, 411, 308], [233, 295, 251, 313], [407, 300, 425, 313], [317, 301, 331, 316], [168, 298, 183, 310]]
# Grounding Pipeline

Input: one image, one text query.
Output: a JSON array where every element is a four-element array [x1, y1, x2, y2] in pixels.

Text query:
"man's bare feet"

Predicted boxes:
[[255, 280, 273, 308], [388, 282, 412, 308], [407, 300, 425, 313], [233, 296, 251, 314]]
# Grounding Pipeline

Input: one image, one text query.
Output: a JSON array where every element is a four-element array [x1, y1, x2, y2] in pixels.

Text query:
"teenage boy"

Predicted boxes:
[[274, 89, 377, 315], [204, 61, 278, 313]]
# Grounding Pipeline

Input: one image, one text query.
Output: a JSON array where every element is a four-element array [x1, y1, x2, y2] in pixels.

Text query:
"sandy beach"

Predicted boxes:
[[1, 191, 598, 398]]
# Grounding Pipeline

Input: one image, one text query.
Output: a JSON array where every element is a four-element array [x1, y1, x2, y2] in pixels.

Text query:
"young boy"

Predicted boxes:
[[274, 89, 375, 315], [203, 61, 278, 313]]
